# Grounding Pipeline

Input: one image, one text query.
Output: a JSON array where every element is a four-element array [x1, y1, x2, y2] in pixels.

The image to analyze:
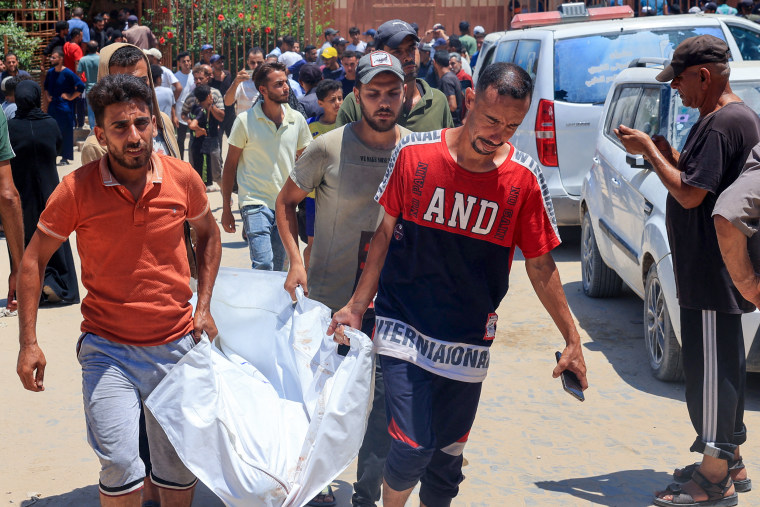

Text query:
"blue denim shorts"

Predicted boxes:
[[77, 332, 198, 495]]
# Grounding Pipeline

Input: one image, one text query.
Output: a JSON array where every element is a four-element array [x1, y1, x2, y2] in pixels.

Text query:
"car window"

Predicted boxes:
[[667, 92, 699, 152], [733, 81, 760, 114], [667, 80, 760, 151], [476, 45, 497, 81], [554, 26, 725, 104], [513, 40, 541, 80], [632, 87, 663, 136], [605, 86, 641, 145], [495, 40, 518, 64], [725, 24, 760, 60]]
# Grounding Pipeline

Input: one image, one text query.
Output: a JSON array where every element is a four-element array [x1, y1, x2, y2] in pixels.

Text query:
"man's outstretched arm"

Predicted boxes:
[[715, 215, 760, 308], [0, 160, 23, 310], [525, 252, 588, 390], [189, 208, 222, 340], [276, 178, 310, 300], [17, 230, 64, 392]]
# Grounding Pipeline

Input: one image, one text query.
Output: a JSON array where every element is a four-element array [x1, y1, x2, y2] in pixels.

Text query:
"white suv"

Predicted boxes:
[[580, 59, 760, 381], [473, 11, 760, 225]]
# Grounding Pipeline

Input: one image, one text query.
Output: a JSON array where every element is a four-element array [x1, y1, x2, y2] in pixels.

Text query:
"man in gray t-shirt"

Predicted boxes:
[[714, 143, 760, 309], [275, 51, 409, 507], [277, 52, 410, 311], [283, 122, 410, 309]]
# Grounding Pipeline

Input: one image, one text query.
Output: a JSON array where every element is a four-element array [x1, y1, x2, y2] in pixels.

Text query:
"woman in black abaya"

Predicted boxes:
[[9, 80, 79, 304]]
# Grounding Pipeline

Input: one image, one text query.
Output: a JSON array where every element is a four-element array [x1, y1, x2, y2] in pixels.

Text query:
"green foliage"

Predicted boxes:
[[146, 0, 333, 71], [0, 17, 42, 69]]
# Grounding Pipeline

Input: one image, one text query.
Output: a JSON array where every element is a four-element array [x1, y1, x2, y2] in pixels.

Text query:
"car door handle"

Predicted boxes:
[[611, 177, 621, 186], [593, 156, 600, 165], [644, 200, 653, 215]]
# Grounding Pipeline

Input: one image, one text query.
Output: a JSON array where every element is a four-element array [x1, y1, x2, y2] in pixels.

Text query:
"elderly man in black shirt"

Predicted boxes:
[[616, 35, 760, 507]]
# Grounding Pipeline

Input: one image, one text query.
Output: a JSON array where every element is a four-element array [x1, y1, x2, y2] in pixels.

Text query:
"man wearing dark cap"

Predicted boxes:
[[458, 21, 477, 57], [199, 44, 214, 65], [298, 63, 324, 119], [123, 14, 156, 50], [337, 19, 452, 133], [737, 0, 760, 20], [278, 54, 411, 507], [616, 35, 760, 506]]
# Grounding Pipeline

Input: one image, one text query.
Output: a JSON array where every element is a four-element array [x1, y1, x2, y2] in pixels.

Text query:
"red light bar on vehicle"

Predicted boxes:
[[511, 5, 633, 29]]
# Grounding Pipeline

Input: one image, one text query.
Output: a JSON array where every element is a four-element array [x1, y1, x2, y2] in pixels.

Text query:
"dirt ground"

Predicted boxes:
[[3, 150, 760, 507]]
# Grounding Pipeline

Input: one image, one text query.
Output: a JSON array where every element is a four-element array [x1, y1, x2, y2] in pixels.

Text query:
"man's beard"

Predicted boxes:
[[111, 138, 153, 169], [471, 137, 504, 155], [362, 106, 400, 133], [270, 90, 290, 104]]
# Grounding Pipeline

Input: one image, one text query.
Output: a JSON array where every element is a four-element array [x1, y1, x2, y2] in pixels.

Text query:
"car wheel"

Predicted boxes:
[[581, 212, 622, 298], [644, 264, 683, 381]]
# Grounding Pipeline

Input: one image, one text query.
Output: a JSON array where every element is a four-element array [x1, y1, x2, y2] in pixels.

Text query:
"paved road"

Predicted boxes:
[[2, 149, 760, 506]]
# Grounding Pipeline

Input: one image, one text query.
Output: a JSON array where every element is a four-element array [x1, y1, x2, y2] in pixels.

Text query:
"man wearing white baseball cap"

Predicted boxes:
[[144, 47, 181, 100]]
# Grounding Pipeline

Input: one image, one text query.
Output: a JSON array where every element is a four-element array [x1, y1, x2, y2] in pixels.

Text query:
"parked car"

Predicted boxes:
[[580, 59, 760, 381], [472, 9, 760, 226]]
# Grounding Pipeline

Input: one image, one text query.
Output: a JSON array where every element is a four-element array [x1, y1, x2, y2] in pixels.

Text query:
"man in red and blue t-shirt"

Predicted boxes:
[[329, 62, 589, 507]]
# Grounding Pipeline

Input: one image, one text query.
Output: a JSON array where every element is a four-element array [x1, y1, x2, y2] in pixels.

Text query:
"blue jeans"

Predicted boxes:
[[240, 204, 286, 271], [86, 99, 96, 129]]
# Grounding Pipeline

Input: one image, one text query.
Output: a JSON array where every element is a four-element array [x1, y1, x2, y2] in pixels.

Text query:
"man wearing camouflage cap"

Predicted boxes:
[[617, 35, 760, 507]]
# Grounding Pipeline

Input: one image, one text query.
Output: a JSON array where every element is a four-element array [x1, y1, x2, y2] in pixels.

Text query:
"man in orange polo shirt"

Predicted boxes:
[[15, 73, 221, 507]]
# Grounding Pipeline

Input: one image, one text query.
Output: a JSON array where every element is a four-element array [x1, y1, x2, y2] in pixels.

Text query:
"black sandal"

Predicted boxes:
[[674, 458, 751, 493], [654, 470, 738, 506]]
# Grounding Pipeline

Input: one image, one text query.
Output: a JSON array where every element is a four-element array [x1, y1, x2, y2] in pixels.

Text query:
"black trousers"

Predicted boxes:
[[352, 310, 391, 507], [681, 307, 746, 460], [177, 122, 189, 161]]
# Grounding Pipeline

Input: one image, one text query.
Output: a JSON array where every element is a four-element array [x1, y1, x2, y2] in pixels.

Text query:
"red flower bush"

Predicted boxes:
[[238, 12, 244, 18], [167, 31, 174, 39], [159, 36, 166, 44], [264, 26, 271, 34], [162, 7, 168, 13], [218, 14, 225, 21]]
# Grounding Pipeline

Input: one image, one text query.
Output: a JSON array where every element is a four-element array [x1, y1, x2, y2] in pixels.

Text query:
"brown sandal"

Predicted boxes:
[[674, 458, 751, 493], [655, 470, 737, 506]]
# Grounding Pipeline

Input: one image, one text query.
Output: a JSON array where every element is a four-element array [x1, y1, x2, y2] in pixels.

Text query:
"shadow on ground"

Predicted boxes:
[[535, 469, 671, 506], [20, 482, 224, 506], [545, 230, 760, 410], [17, 480, 357, 506]]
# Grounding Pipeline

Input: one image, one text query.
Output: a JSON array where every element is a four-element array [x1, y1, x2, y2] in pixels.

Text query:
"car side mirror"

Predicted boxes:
[[626, 153, 652, 171]]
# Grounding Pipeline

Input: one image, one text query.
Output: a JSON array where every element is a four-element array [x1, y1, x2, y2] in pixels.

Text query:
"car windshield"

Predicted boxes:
[[668, 81, 760, 151], [554, 26, 725, 104]]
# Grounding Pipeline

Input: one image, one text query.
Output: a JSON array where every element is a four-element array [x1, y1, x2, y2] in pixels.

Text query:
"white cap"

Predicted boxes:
[[688, 5, 702, 12], [144, 48, 162, 60], [473, 25, 485, 35]]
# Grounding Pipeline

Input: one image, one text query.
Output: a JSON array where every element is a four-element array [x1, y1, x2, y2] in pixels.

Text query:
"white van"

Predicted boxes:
[[473, 10, 760, 225]]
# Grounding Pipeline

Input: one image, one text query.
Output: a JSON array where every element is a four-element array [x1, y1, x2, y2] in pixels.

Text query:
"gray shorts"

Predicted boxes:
[[77, 332, 198, 495]]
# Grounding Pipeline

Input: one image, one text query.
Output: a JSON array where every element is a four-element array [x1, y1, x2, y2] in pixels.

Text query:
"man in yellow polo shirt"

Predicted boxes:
[[221, 62, 311, 271]]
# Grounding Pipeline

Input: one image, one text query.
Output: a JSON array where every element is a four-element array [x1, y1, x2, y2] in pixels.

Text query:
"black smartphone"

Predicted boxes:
[[555, 351, 585, 402]]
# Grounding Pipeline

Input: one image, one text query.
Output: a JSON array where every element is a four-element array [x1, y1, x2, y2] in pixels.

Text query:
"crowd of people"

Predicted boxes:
[[1, 5, 760, 507], [0, 11, 491, 179]]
